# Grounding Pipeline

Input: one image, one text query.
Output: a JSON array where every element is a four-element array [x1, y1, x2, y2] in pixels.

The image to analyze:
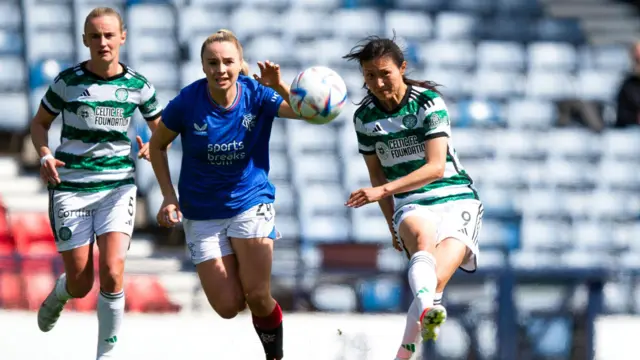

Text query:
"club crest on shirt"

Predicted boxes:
[[242, 113, 256, 131]]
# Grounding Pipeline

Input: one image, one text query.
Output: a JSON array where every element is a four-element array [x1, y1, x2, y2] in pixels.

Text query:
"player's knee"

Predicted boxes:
[[213, 304, 240, 319], [244, 287, 271, 311], [65, 272, 94, 298], [99, 258, 125, 293]]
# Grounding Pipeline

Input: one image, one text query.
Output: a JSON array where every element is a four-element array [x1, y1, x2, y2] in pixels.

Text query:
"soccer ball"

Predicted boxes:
[[289, 66, 348, 125]]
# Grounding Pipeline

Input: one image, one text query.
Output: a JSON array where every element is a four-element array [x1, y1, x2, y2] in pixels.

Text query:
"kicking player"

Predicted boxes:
[[343, 35, 484, 360], [148, 29, 306, 360], [30, 7, 163, 359]]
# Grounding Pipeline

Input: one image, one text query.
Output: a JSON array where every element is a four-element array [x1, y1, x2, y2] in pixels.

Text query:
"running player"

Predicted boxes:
[[148, 29, 306, 360], [343, 36, 483, 360], [30, 7, 163, 359]]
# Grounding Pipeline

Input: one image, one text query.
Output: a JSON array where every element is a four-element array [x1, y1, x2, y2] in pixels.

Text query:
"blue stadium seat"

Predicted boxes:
[[351, 206, 389, 244], [275, 214, 300, 239], [495, 0, 543, 17], [0, 56, 26, 92], [271, 180, 295, 215], [292, 153, 341, 185], [588, 44, 632, 71], [281, 8, 330, 40], [478, 17, 534, 42], [178, 6, 228, 44], [393, 0, 446, 12], [25, 4, 73, 31], [239, 0, 291, 8], [310, 284, 357, 311], [0, 31, 24, 56], [525, 71, 576, 100], [243, 35, 291, 66], [456, 99, 504, 127], [127, 34, 179, 63], [133, 61, 179, 90], [359, 278, 403, 312], [384, 10, 432, 41], [575, 70, 623, 102], [470, 70, 524, 99], [230, 6, 281, 40], [0, 3, 21, 30], [476, 41, 526, 71], [477, 219, 519, 250], [332, 8, 382, 40], [29, 59, 72, 90], [527, 42, 578, 72], [269, 150, 290, 183], [422, 67, 469, 99], [601, 130, 640, 161], [287, 121, 338, 153], [434, 12, 478, 40], [0, 92, 29, 132], [27, 32, 75, 65], [448, 0, 495, 16], [534, 18, 585, 45], [520, 218, 571, 250], [421, 40, 476, 69], [127, 4, 175, 35], [343, 155, 369, 190], [506, 99, 556, 129]]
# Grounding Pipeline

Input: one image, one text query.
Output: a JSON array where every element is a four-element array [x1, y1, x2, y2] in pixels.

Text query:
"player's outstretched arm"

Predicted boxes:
[[252, 60, 305, 120]]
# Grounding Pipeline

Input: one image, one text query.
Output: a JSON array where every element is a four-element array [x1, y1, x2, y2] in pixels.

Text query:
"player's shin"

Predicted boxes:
[[395, 299, 421, 360], [96, 290, 125, 359], [252, 301, 284, 359]]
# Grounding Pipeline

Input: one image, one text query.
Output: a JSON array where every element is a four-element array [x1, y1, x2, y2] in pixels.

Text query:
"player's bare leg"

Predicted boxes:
[[231, 237, 283, 360], [38, 243, 94, 332], [196, 254, 246, 319]]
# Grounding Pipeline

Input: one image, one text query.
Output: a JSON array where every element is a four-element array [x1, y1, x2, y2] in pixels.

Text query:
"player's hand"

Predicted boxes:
[[157, 196, 183, 228], [253, 60, 281, 88], [136, 136, 150, 162], [345, 186, 386, 208], [40, 155, 65, 186]]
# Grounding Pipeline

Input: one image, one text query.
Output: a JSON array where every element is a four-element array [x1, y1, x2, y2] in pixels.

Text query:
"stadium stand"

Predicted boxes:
[[1, 0, 640, 358]]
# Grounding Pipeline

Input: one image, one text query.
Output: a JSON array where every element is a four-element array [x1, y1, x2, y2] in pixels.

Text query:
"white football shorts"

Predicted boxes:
[[48, 184, 136, 252], [392, 199, 483, 272], [183, 203, 280, 265]]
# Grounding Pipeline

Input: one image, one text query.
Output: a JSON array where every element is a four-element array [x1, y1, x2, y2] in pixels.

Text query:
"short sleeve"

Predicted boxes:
[[258, 84, 284, 119], [41, 76, 66, 115], [161, 93, 185, 133], [353, 115, 375, 155], [423, 96, 451, 140], [139, 82, 163, 120]]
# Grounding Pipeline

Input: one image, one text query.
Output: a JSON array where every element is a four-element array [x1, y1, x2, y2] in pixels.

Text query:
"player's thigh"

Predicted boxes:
[[50, 189, 98, 292], [183, 218, 244, 316], [393, 204, 439, 256], [437, 199, 484, 273], [228, 203, 277, 296]]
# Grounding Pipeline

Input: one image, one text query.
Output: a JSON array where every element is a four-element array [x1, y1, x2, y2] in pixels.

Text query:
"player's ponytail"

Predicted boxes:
[[343, 34, 442, 104]]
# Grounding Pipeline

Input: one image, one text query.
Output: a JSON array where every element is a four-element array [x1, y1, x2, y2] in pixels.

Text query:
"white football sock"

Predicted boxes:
[[408, 251, 437, 316], [395, 299, 421, 359], [54, 273, 72, 301], [434, 292, 443, 305], [96, 290, 125, 359]]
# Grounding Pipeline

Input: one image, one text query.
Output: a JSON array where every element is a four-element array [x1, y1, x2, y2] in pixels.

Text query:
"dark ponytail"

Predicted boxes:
[[343, 33, 441, 105]]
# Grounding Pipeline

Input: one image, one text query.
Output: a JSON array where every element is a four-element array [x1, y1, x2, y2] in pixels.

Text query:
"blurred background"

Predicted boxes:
[[1, 0, 640, 359]]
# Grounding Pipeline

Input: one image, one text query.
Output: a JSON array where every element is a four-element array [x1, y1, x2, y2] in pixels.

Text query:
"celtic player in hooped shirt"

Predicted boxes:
[[344, 36, 483, 360], [29, 7, 162, 360]]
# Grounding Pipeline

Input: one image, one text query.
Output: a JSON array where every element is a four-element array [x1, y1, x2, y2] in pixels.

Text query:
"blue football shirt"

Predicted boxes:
[[161, 75, 284, 220]]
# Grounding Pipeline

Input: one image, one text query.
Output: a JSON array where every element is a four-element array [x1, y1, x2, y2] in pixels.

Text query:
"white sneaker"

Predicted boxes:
[[37, 274, 68, 332], [419, 304, 447, 342]]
